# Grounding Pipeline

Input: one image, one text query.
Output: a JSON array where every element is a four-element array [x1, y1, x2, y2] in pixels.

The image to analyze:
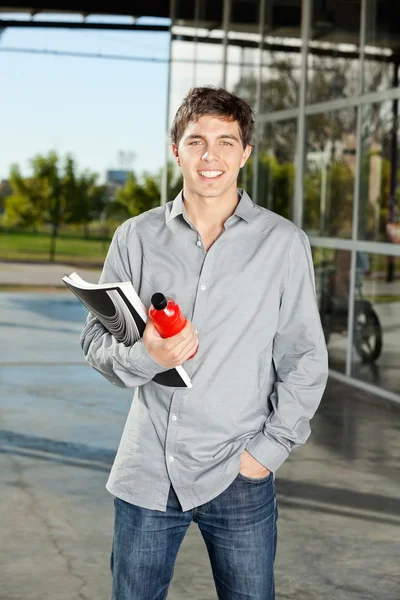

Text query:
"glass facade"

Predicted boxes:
[[164, 0, 400, 402]]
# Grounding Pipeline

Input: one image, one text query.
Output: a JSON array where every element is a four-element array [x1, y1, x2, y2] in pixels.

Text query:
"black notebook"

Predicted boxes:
[[62, 272, 192, 388]]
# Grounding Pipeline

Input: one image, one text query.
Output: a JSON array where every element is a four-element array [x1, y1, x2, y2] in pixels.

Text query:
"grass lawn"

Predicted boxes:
[[0, 230, 111, 266], [366, 294, 400, 304]]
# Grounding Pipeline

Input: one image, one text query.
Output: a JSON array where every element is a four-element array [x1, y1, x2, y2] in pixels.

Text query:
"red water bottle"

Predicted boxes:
[[149, 292, 197, 359]]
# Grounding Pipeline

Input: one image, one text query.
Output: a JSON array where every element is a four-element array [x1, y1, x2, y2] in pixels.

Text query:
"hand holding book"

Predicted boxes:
[[62, 272, 192, 388]]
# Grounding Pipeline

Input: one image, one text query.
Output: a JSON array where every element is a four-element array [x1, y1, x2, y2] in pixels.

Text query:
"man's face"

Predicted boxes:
[[172, 115, 252, 201]]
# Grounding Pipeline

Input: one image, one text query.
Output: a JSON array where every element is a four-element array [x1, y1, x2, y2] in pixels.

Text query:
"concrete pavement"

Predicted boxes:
[[0, 291, 399, 600], [0, 260, 101, 288]]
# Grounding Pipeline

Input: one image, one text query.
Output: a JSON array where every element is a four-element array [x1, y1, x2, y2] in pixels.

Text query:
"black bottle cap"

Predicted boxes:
[[151, 292, 168, 310]]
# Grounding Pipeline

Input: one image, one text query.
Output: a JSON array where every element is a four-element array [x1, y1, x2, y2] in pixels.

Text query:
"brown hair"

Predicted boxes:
[[170, 86, 254, 148]]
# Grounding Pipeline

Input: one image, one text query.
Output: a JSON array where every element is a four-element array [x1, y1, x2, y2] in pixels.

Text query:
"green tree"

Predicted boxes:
[[108, 164, 183, 220], [4, 152, 105, 260], [109, 172, 158, 220], [0, 179, 12, 217], [63, 156, 107, 238], [3, 164, 47, 230]]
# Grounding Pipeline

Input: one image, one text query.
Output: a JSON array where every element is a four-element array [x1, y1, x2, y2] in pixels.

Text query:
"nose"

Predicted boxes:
[[201, 148, 218, 162]]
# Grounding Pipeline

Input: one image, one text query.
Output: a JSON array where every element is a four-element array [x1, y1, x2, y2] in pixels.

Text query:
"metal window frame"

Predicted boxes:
[[329, 369, 400, 406], [160, 0, 175, 206], [257, 85, 400, 126], [308, 237, 400, 257], [221, 0, 231, 88], [345, 0, 367, 377], [293, 0, 311, 228], [251, 0, 266, 203]]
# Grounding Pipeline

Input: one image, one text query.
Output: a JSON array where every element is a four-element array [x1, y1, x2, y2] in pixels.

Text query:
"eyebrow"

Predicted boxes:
[[186, 134, 240, 142]]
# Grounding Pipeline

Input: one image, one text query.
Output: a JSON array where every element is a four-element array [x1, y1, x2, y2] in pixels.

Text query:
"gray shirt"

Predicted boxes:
[[80, 189, 328, 512]]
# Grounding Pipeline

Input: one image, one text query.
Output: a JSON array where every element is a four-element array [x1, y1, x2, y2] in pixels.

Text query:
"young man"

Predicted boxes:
[[81, 86, 328, 600]]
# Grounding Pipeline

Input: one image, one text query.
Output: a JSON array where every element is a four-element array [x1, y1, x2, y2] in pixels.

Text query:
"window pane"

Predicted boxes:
[[313, 247, 350, 373], [358, 101, 400, 245], [259, 0, 302, 113], [304, 108, 357, 238], [364, 1, 399, 94], [226, 0, 260, 110], [169, 0, 224, 124], [254, 119, 296, 221], [308, 2, 361, 103], [351, 252, 400, 395], [227, 39, 260, 113]]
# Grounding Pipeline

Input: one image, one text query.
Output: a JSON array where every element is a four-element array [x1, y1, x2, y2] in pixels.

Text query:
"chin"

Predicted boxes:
[[196, 188, 226, 199]]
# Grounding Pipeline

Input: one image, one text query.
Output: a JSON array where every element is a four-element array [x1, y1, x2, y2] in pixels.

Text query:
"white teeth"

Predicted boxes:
[[199, 171, 223, 178]]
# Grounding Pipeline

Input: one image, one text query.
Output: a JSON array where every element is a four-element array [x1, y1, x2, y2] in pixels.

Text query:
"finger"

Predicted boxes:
[[165, 331, 197, 365], [180, 337, 199, 362], [162, 326, 195, 357], [172, 328, 198, 357], [145, 317, 155, 331]]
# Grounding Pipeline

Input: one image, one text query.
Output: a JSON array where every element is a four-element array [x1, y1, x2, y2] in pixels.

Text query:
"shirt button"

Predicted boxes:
[[196, 240, 202, 247], [169, 456, 174, 462], [201, 285, 206, 291], [171, 415, 177, 421]]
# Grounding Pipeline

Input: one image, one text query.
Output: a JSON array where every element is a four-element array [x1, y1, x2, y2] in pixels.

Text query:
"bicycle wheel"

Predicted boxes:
[[354, 305, 382, 363]]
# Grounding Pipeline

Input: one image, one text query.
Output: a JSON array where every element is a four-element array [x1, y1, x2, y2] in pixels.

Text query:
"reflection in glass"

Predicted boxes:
[[364, 1, 398, 94], [227, 38, 260, 111], [259, 0, 302, 113], [226, 0, 259, 110], [358, 101, 400, 250], [313, 247, 350, 373], [253, 120, 296, 220], [308, 2, 361, 103], [304, 108, 357, 238], [351, 253, 400, 395]]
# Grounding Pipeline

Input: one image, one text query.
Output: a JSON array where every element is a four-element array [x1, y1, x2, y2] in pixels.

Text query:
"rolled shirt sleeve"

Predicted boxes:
[[80, 223, 169, 389], [245, 230, 329, 472]]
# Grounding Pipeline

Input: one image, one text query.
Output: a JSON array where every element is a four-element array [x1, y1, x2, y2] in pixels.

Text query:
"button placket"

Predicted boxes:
[[191, 247, 219, 332], [166, 391, 179, 474]]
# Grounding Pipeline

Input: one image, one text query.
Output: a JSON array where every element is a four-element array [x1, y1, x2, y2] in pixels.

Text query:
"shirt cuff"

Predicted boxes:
[[130, 338, 171, 377], [114, 338, 170, 380], [245, 431, 289, 473]]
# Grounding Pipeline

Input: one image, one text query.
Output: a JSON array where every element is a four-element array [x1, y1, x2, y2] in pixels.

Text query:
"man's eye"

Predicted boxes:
[[221, 141, 233, 146], [190, 141, 202, 145]]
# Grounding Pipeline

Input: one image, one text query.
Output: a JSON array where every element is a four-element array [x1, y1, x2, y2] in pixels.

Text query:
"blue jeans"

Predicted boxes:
[[110, 471, 278, 599]]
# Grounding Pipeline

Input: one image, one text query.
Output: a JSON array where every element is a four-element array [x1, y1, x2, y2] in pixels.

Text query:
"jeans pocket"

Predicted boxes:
[[237, 471, 272, 483]]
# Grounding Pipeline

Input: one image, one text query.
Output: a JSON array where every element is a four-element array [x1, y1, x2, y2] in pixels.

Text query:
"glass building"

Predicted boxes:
[[163, 0, 400, 403]]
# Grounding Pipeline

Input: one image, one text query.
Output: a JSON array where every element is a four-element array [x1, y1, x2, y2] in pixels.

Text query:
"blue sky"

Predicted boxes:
[[0, 15, 170, 183]]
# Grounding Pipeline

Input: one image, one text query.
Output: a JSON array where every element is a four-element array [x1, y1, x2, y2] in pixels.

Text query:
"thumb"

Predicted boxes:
[[146, 317, 161, 337]]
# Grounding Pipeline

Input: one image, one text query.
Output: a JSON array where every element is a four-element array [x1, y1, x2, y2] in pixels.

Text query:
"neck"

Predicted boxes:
[[182, 186, 239, 233]]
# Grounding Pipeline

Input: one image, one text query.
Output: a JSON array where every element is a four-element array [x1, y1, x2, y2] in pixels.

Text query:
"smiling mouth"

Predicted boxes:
[[198, 170, 224, 181]]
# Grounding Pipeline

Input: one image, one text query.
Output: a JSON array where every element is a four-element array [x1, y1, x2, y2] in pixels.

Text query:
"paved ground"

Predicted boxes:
[[1, 291, 399, 600], [0, 260, 101, 287]]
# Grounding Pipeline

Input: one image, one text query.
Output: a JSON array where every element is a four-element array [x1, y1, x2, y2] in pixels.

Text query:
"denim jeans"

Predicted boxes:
[[111, 471, 278, 600]]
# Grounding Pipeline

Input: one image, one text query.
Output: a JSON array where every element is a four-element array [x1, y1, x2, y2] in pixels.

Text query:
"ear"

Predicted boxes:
[[171, 143, 180, 166], [240, 144, 252, 169]]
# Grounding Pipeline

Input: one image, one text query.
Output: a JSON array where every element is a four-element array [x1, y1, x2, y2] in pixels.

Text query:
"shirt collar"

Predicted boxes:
[[165, 188, 255, 225]]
